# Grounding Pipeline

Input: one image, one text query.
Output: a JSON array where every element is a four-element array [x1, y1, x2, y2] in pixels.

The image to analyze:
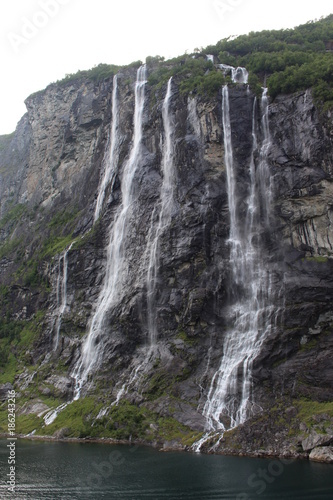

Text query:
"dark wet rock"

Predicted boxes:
[[0, 72, 332, 460]]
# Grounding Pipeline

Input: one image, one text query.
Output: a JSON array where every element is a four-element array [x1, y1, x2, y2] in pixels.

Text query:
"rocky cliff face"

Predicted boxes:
[[0, 65, 332, 459]]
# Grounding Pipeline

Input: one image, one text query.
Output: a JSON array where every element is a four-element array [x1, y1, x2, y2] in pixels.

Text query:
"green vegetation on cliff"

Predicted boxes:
[[58, 63, 121, 85], [28, 15, 333, 105], [146, 14, 333, 106], [0, 311, 46, 383], [0, 14, 332, 457], [0, 397, 202, 447], [204, 14, 333, 106]]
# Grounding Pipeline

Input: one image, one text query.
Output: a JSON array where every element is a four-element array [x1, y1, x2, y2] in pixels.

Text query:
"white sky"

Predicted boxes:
[[1, 0, 332, 135]]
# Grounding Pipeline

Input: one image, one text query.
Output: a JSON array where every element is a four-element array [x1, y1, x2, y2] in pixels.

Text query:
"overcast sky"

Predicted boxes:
[[1, 0, 332, 134]]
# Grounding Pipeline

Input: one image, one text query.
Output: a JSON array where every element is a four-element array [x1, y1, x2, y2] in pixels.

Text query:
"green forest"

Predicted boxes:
[[52, 15, 333, 108], [205, 13, 333, 106]]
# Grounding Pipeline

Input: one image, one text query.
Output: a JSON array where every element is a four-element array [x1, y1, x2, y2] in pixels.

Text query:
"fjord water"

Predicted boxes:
[[0, 440, 332, 499]]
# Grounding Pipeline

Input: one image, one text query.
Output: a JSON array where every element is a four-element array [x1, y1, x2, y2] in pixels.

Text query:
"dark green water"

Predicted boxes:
[[0, 439, 332, 499]]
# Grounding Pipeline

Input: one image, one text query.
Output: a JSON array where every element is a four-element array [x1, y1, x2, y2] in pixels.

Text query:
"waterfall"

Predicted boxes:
[[44, 242, 73, 424], [73, 65, 147, 396], [218, 63, 234, 75], [196, 85, 274, 445], [187, 97, 201, 139], [146, 77, 175, 345], [218, 64, 249, 84], [43, 401, 69, 426], [53, 243, 73, 351], [206, 54, 214, 63], [94, 75, 120, 222], [231, 67, 249, 84], [112, 77, 175, 400], [258, 88, 273, 225]]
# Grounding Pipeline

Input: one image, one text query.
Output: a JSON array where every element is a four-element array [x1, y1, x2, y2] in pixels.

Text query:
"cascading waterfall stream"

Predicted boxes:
[[112, 77, 176, 404], [146, 77, 175, 345], [187, 97, 201, 139], [194, 84, 274, 450], [218, 64, 249, 84], [94, 75, 120, 222], [43, 243, 73, 424], [44, 70, 123, 425], [53, 243, 73, 351], [43, 401, 70, 426], [258, 88, 273, 225], [72, 65, 147, 398]]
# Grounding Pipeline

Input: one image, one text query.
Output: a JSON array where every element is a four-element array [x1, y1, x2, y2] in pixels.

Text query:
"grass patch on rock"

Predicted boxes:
[[303, 256, 329, 263], [11, 396, 202, 447], [0, 311, 46, 384], [156, 416, 202, 446], [295, 399, 333, 426], [40, 397, 103, 438]]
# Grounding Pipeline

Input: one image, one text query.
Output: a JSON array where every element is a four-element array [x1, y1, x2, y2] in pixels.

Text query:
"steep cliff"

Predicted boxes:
[[0, 54, 332, 459]]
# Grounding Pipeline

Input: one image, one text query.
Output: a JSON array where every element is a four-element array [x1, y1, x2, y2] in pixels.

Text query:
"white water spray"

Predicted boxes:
[[218, 64, 249, 84], [146, 77, 175, 345], [54, 243, 73, 351], [94, 75, 120, 222], [45, 243, 73, 424], [195, 85, 274, 449], [43, 401, 69, 426], [258, 88, 273, 225], [73, 65, 147, 397], [187, 97, 201, 139]]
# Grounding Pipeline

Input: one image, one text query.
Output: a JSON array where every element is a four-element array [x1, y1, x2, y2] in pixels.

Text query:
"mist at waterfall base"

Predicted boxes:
[[0, 440, 332, 500]]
